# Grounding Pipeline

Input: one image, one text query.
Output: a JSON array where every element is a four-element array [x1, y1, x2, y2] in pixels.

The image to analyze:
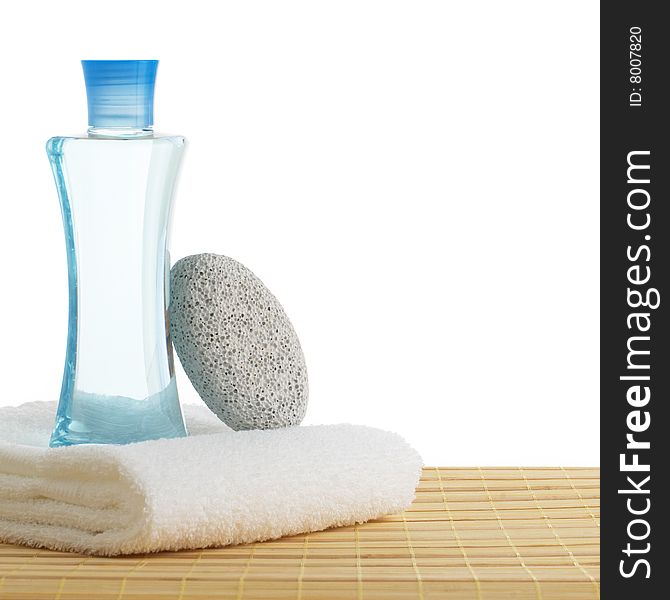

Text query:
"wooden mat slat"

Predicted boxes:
[[0, 467, 600, 600]]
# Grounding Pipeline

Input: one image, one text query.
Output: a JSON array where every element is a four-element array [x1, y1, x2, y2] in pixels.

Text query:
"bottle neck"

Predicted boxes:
[[87, 126, 154, 139]]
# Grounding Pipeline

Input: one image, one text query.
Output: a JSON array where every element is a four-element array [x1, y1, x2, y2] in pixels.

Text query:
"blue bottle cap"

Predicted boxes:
[[82, 60, 159, 129]]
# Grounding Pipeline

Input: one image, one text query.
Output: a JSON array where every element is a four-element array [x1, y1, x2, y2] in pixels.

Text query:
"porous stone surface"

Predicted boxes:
[[169, 253, 308, 430]]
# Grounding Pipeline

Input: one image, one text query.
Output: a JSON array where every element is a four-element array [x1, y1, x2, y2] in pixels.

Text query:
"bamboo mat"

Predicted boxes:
[[0, 467, 600, 600]]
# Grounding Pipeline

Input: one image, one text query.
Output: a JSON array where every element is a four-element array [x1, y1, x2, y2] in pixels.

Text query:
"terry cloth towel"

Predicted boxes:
[[0, 401, 422, 556]]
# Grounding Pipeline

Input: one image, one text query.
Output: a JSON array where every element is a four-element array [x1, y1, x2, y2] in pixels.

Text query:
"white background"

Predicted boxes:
[[0, 1, 599, 465]]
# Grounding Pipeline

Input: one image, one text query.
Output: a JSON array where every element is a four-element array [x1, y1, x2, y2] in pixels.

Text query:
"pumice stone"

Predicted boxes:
[[169, 253, 308, 430]]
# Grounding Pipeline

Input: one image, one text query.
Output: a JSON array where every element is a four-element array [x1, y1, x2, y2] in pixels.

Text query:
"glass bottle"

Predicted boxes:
[[48, 60, 188, 446]]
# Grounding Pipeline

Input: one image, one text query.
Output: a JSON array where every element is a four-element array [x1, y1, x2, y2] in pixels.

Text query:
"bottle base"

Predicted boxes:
[[49, 379, 188, 447]]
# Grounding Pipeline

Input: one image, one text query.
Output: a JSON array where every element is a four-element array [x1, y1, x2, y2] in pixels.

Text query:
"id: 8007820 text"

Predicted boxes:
[[629, 26, 642, 107]]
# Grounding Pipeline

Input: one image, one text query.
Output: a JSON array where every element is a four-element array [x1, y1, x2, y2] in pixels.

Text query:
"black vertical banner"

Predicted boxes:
[[601, 3, 670, 598]]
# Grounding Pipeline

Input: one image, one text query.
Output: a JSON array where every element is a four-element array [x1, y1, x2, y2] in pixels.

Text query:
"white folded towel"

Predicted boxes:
[[0, 401, 422, 556]]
